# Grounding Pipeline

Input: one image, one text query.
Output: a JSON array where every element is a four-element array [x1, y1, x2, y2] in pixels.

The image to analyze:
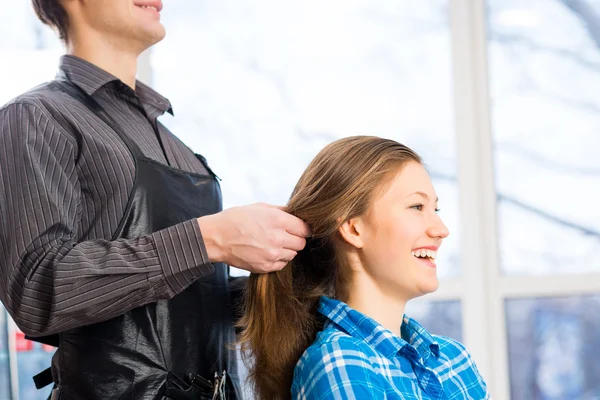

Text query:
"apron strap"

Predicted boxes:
[[33, 367, 54, 389], [50, 79, 146, 160]]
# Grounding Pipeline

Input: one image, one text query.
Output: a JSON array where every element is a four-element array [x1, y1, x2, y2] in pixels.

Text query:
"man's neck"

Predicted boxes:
[[67, 32, 141, 90]]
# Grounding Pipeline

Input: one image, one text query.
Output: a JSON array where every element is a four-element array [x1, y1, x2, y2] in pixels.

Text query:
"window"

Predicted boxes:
[[406, 300, 463, 341], [0, 310, 10, 400], [485, 0, 600, 398], [0, 2, 61, 399], [488, 0, 600, 276], [506, 295, 600, 399], [0, 2, 62, 104]]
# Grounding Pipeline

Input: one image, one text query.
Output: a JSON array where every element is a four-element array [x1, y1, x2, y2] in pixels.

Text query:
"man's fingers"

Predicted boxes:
[[281, 214, 312, 238], [278, 249, 298, 263], [282, 234, 307, 252], [264, 250, 297, 273], [270, 260, 289, 272], [260, 203, 312, 238]]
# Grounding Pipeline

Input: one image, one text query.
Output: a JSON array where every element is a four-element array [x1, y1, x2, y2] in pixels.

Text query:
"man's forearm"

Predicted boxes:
[[4, 220, 214, 336]]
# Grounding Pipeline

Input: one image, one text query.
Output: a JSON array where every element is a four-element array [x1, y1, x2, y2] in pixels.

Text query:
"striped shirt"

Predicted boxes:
[[0, 55, 216, 337], [292, 297, 491, 399]]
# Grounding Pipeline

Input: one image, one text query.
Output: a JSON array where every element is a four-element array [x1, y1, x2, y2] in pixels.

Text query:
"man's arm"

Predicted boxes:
[[0, 102, 214, 336], [0, 102, 311, 337]]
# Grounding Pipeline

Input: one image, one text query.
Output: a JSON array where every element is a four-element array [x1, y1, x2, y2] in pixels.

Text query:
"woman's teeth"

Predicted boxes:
[[411, 249, 437, 260]]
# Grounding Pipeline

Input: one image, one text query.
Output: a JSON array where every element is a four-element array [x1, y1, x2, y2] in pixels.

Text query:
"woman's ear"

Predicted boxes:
[[338, 217, 365, 249]]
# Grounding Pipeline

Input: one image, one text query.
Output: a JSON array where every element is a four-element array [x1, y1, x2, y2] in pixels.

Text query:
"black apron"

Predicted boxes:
[[30, 79, 241, 399]]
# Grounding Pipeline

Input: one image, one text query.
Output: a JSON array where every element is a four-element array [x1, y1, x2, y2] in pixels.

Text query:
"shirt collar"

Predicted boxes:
[[57, 55, 174, 115], [401, 315, 440, 360], [318, 296, 440, 361], [135, 80, 174, 115]]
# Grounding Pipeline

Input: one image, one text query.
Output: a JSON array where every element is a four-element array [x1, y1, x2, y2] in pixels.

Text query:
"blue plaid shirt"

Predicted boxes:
[[292, 297, 491, 399]]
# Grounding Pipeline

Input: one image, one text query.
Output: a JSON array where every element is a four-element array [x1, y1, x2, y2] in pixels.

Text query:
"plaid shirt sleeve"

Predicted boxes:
[[292, 336, 386, 400]]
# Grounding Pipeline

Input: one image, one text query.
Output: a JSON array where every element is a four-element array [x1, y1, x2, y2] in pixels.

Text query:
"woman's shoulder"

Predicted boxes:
[[431, 334, 477, 365], [291, 328, 386, 398], [304, 328, 374, 360], [431, 334, 470, 358], [431, 335, 490, 396], [294, 327, 379, 376]]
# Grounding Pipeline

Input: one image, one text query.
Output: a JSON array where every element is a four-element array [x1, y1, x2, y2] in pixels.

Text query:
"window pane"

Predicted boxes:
[[0, 2, 62, 104], [487, 0, 600, 275], [506, 295, 600, 400], [152, 0, 461, 278], [405, 300, 462, 341], [13, 324, 54, 400], [0, 308, 10, 400], [0, 3, 61, 399]]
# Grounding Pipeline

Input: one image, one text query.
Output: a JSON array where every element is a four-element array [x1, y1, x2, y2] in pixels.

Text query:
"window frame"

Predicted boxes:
[[448, 1, 600, 399]]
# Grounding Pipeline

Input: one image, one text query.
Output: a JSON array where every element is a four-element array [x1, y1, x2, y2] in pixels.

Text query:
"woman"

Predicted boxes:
[[239, 136, 490, 399]]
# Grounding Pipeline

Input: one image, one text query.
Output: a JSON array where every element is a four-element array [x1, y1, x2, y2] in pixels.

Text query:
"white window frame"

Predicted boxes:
[[442, 1, 600, 399]]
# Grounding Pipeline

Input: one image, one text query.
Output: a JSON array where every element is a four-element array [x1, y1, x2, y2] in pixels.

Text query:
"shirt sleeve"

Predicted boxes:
[[292, 337, 386, 400], [0, 102, 215, 336]]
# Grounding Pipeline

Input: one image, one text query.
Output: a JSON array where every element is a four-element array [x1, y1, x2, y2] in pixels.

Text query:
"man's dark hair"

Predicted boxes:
[[31, 0, 69, 42]]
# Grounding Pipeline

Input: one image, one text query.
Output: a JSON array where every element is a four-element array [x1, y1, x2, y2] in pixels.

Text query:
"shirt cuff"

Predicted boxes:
[[152, 219, 216, 295]]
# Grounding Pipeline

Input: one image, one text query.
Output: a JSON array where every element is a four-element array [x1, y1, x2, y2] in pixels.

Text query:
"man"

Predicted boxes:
[[0, 0, 310, 398]]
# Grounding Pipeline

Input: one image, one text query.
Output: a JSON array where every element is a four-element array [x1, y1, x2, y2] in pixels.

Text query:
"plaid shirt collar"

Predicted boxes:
[[318, 296, 440, 362]]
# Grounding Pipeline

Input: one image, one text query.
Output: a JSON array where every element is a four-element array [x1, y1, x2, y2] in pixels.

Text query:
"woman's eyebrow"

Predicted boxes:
[[408, 191, 439, 202]]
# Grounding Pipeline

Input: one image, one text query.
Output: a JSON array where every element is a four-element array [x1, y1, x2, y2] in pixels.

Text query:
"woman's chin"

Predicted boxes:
[[417, 277, 440, 297]]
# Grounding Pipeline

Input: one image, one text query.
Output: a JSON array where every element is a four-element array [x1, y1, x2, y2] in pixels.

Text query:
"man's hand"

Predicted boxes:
[[198, 203, 311, 273]]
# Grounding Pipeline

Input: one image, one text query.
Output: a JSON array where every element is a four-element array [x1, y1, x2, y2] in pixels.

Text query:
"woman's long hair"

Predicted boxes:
[[237, 136, 421, 399]]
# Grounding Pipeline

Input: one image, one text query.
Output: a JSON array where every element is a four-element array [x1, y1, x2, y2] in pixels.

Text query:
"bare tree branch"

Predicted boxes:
[[429, 171, 600, 238], [490, 32, 600, 71], [534, 86, 600, 114], [496, 142, 600, 176], [489, 34, 600, 115], [561, 0, 600, 51], [498, 194, 600, 237]]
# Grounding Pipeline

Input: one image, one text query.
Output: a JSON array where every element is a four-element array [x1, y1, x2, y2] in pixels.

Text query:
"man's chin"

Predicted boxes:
[[150, 28, 167, 45], [138, 27, 166, 50]]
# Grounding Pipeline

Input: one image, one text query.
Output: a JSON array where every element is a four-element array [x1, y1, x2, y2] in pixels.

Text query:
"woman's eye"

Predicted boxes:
[[410, 204, 424, 211]]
